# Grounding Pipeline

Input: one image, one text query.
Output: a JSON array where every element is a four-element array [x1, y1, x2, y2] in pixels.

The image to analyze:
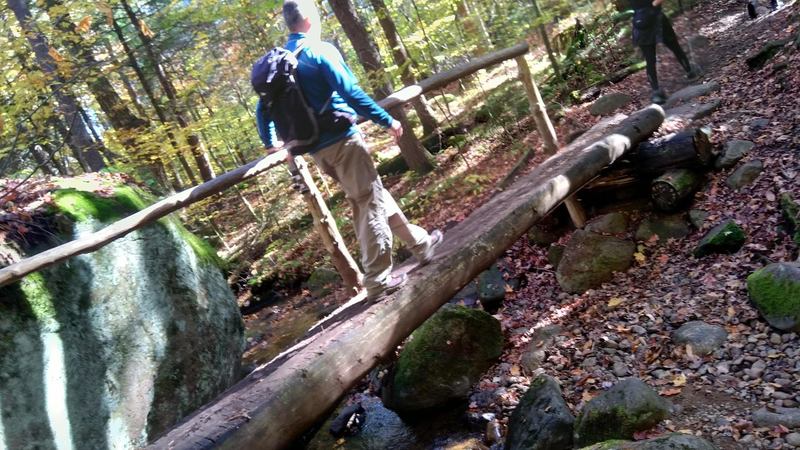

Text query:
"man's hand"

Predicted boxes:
[[652, 0, 663, 6], [388, 119, 403, 141]]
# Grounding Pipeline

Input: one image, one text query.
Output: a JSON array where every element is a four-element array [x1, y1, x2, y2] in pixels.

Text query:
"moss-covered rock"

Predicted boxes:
[[304, 266, 340, 297], [635, 215, 690, 243], [747, 262, 800, 331], [586, 213, 629, 235], [383, 304, 503, 412], [0, 179, 243, 449], [548, 244, 566, 269], [307, 397, 416, 450], [478, 264, 506, 311], [725, 159, 763, 190], [590, 93, 633, 116], [715, 140, 754, 169], [556, 230, 636, 294], [693, 220, 746, 257], [779, 193, 800, 246], [579, 433, 717, 449], [574, 378, 671, 447], [506, 375, 575, 450]]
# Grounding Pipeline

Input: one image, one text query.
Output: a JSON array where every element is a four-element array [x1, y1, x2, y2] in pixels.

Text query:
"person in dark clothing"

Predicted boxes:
[[631, 0, 699, 104]]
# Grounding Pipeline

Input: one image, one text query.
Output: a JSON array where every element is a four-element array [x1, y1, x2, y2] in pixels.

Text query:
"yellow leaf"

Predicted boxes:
[[582, 390, 597, 402], [48, 47, 63, 62], [139, 19, 155, 38], [672, 373, 687, 386], [510, 365, 520, 376], [634, 252, 646, 263], [607, 297, 624, 308], [76, 16, 92, 33], [97, 2, 114, 25]]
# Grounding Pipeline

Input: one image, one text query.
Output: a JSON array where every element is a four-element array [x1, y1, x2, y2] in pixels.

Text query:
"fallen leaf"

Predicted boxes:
[[660, 387, 682, 396], [76, 16, 92, 33], [510, 365, 520, 376], [607, 297, 624, 308], [634, 252, 646, 263], [672, 373, 687, 387]]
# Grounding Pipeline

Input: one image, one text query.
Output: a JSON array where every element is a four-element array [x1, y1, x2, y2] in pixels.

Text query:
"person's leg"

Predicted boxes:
[[640, 44, 659, 91], [381, 189, 430, 254], [663, 29, 692, 73], [311, 135, 394, 295]]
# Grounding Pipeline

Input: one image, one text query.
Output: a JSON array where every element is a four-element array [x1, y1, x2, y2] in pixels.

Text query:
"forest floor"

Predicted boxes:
[[230, 0, 799, 448]]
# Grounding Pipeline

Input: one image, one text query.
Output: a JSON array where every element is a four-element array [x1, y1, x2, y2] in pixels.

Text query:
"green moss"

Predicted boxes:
[[747, 264, 800, 322], [19, 273, 57, 326], [694, 220, 746, 257], [780, 193, 800, 245]]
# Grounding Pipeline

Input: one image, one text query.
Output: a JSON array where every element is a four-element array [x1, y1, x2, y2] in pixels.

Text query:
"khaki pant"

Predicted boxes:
[[311, 134, 430, 295]]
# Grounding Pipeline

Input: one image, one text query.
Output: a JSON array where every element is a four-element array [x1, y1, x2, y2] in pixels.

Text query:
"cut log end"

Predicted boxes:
[[651, 169, 701, 211]]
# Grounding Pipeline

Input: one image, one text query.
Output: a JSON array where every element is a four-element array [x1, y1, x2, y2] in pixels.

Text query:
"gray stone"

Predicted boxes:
[[0, 186, 244, 449], [672, 321, 728, 356], [586, 213, 629, 234], [548, 244, 565, 269], [689, 209, 710, 229], [715, 140, 755, 169], [786, 432, 800, 447], [780, 193, 800, 246], [528, 225, 564, 246], [635, 215, 690, 243], [747, 262, 800, 331], [664, 100, 721, 126], [383, 304, 503, 411], [478, 264, 506, 310], [752, 407, 800, 428], [688, 35, 712, 50], [749, 117, 770, 130], [520, 325, 562, 373], [726, 160, 764, 190], [579, 433, 717, 449], [506, 375, 575, 450], [556, 230, 636, 294], [694, 219, 746, 257], [664, 82, 720, 108], [307, 397, 416, 450], [590, 93, 633, 116], [613, 361, 630, 377], [574, 378, 672, 447], [305, 266, 341, 297]]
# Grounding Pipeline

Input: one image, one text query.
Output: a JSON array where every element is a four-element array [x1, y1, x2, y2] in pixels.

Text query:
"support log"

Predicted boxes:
[[635, 128, 712, 174], [147, 105, 665, 450], [291, 156, 363, 292], [651, 169, 701, 211]]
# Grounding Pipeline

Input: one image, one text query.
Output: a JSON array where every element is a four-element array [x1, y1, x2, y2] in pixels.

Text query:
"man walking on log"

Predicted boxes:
[[631, 0, 699, 104], [254, 0, 442, 301]]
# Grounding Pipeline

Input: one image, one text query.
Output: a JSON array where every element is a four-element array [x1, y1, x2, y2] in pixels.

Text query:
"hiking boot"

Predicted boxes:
[[366, 273, 408, 302], [418, 229, 444, 266], [650, 89, 667, 105]]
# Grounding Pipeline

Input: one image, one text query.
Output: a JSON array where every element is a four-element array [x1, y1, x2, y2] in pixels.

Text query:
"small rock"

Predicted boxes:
[[770, 333, 783, 345], [747, 262, 800, 331], [573, 378, 671, 446], [590, 93, 633, 116], [694, 219, 746, 257], [613, 361, 630, 377], [556, 230, 636, 294], [478, 264, 506, 312], [752, 407, 800, 428], [505, 375, 575, 450], [689, 209, 710, 229], [672, 321, 728, 356], [715, 140, 755, 169], [664, 82, 720, 108], [780, 193, 800, 246], [726, 160, 764, 190], [586, 212, 629, 234], [786, 432, 800, 447], [749, 117, 770, 130], [635, 214, 690, 243]]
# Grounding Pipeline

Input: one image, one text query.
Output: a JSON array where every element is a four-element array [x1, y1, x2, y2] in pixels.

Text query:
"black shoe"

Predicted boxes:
[[651, 89, 667, 105], [686, 66, 702, 81], [747, 1, 758, 18]]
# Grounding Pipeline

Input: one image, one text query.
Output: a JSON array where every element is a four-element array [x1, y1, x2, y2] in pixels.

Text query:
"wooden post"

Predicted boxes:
[[291, 156, 363, 292], [514, 54, 585, 227]]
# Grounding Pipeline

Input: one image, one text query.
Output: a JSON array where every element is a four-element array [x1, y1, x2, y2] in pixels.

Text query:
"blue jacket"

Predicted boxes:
[[255, 33, 394, 153]]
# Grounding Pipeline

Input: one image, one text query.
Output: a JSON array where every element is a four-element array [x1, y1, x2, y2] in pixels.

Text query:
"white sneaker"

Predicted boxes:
[[418, 229, 443, 266]]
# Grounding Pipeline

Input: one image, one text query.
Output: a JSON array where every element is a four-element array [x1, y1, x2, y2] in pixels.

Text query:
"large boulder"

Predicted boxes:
[[383, 304, 503, 412], [506, 375, 575, 450], [693, 220, 746, 257], [579, 433, 717, 449], [586, 213, 629, 234], [556, 230, 636, 294], [0, 182, 244, 449], [635, 215, 690, 243], [305, 266, 340, 297], [747, 262, 800, 331], [574, 378, 671, 447]]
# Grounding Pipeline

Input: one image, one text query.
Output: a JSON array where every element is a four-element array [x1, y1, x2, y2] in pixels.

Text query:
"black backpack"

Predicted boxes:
[[251, 45, 319, 155], [251, 44, 355, 155]]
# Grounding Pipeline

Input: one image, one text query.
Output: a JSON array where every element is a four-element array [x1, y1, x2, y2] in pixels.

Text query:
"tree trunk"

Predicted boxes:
[[368, 0, 439, 137], [530, 0, 562, 79], [145, 105, 666, 450], [635, 128, 713, 174], [7, 0, 106, 172], [119, 0, 215, 182], [651, 169, 701, 211], [456, 0, 493, 54], [328, 0, 434, 173]]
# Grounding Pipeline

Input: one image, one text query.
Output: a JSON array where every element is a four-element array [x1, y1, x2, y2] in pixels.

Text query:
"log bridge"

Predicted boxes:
[[148, 105, 665, 450]]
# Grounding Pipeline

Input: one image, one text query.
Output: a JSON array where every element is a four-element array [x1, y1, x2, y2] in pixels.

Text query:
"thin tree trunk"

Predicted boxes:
[[368, 0, 439, 137], [456, 0, 493, 54], [530, 0, 562, 79], [7, 0, 106, 172], [119, 0, 215, 182]]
